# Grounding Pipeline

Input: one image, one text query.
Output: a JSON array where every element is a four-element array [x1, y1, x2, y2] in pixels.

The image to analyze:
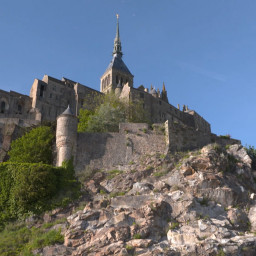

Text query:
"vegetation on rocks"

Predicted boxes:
[[0, 160, 80, 229], [0, 220, 64, 256]]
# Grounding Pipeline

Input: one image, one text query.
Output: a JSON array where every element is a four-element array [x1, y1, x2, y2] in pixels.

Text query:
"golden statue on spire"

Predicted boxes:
[[116, 14, 119, 19]]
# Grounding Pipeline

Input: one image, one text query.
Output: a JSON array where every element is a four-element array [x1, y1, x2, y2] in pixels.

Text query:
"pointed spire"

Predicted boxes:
[[150, 84, 153, 91], [113, 14, 123, 57], [162, 82, 166, 92]]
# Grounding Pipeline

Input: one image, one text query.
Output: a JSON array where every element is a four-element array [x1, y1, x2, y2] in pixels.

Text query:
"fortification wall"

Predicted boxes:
[[165, 120, 212, 152], [75, 123, 167, 171]]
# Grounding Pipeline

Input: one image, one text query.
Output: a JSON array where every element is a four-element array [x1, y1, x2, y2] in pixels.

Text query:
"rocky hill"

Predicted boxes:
[[29, 143, 256, 255]]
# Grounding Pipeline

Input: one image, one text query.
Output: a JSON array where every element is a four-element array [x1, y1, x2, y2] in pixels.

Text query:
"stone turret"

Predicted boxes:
[[56, 106, 77, 167]]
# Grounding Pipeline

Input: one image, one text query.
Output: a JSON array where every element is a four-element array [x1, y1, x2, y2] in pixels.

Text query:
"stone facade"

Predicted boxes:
[[0, 16, 222, 168]]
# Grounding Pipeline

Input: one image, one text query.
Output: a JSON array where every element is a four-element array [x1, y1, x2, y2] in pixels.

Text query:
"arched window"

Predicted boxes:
[[116, 75, 118, 84], [121, 77, 123, 85], [1, 101, 5, 113]]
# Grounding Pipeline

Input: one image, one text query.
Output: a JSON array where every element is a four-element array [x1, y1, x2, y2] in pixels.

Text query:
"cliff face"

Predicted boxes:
[[33, 144, 256, 256]]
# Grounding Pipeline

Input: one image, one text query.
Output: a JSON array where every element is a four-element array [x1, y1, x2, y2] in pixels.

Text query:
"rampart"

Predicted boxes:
[[75, 123, 167, 172]]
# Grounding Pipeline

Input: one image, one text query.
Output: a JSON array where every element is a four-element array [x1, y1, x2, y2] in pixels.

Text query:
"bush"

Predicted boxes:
[[0, 162, 80, 228], [8, 126, 54, 164]]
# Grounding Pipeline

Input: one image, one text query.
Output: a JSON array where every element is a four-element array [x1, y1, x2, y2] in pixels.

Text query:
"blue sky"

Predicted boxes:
[[0, 0, 255, 146]]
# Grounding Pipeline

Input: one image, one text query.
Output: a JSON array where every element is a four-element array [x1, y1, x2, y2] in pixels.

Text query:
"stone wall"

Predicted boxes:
[[120, 84, 211, 133], [0, 89, 33, 119], [75, 123, 167, 171], [165, 120, 212, 152], [211, 133, 241, 146]]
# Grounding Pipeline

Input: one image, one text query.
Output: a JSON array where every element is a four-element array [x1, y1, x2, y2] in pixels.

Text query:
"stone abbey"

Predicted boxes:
[[0, 16, 210, 133], [1, 16, 233, 168]]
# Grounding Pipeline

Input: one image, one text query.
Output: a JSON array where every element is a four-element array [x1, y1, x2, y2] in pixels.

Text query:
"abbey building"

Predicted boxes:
[[0, 16, 210, 133]]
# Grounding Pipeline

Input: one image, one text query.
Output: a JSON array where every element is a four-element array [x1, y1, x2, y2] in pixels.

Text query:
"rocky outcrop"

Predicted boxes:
[[34, 143, 256, 255]]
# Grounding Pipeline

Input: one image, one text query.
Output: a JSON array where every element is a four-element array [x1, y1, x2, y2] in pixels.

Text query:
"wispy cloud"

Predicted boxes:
[[177, 61, 226, 82]]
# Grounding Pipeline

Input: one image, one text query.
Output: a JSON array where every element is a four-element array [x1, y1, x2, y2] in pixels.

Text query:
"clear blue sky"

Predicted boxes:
[[0, 0, 255, 146]]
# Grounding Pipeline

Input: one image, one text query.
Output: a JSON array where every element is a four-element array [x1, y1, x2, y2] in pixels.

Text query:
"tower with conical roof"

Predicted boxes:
[[100, 14, 133, 93]]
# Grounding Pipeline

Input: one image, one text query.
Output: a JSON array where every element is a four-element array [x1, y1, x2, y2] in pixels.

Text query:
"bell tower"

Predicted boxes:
[[100, 14, 133, 93]]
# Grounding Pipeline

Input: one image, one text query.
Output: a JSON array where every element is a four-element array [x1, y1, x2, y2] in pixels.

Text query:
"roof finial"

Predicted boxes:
[[113, 14, 123, 57]]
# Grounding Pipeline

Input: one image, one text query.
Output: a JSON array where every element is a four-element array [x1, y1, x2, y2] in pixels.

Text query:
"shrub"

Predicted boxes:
[[0, 161, 80, 228], [8, 126, 54, 164]]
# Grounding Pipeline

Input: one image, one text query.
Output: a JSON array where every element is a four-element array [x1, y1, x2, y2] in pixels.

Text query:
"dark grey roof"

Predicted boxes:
[[62, 105, 73, 115], [105, 54, 132, 75]]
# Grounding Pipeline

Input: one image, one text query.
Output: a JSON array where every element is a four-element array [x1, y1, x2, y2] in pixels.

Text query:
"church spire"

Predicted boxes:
[[113, 14, 123, 57]]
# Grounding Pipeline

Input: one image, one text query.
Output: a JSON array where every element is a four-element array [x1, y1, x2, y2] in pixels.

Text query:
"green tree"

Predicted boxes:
[[78, 92, 150, 133], [8, 126, 54, 164], [77, 109, 94, 132]]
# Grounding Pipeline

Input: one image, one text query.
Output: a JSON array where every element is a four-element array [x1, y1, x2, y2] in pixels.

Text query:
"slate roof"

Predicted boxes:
[[104, 54, 132, 75], [62, 105, 73, 115]]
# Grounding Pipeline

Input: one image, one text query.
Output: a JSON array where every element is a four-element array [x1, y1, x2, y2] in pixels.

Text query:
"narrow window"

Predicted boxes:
[[116, 75, 118, 84], [18, 104, 22, 114], [1, 101, 5, 113], [121, 77, 123, 85], [108, 74, 110, 85], [40, 84, 44, 97]]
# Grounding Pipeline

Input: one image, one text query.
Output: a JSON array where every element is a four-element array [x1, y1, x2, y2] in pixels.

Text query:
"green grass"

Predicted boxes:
[[133, 233, 142, 239], [169, 222, 179, 230], [0, 221, 64, 256], [107, 169, 123, 179], [153, 171, 166, 177], [216, 249, 225, 256], [109, 191, 126, 198]]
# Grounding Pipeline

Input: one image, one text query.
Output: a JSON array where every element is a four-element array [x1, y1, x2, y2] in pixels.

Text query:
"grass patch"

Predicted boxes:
[[0, 221, 64, 256], [133, 233, 142, 239], [153, 171, 166, 177], [169, 222, 179, 230], [217, 249, 225, 256], [107, 169, 123, 179], [219, 134, 231, 139], [109, 191, 126, 198]]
